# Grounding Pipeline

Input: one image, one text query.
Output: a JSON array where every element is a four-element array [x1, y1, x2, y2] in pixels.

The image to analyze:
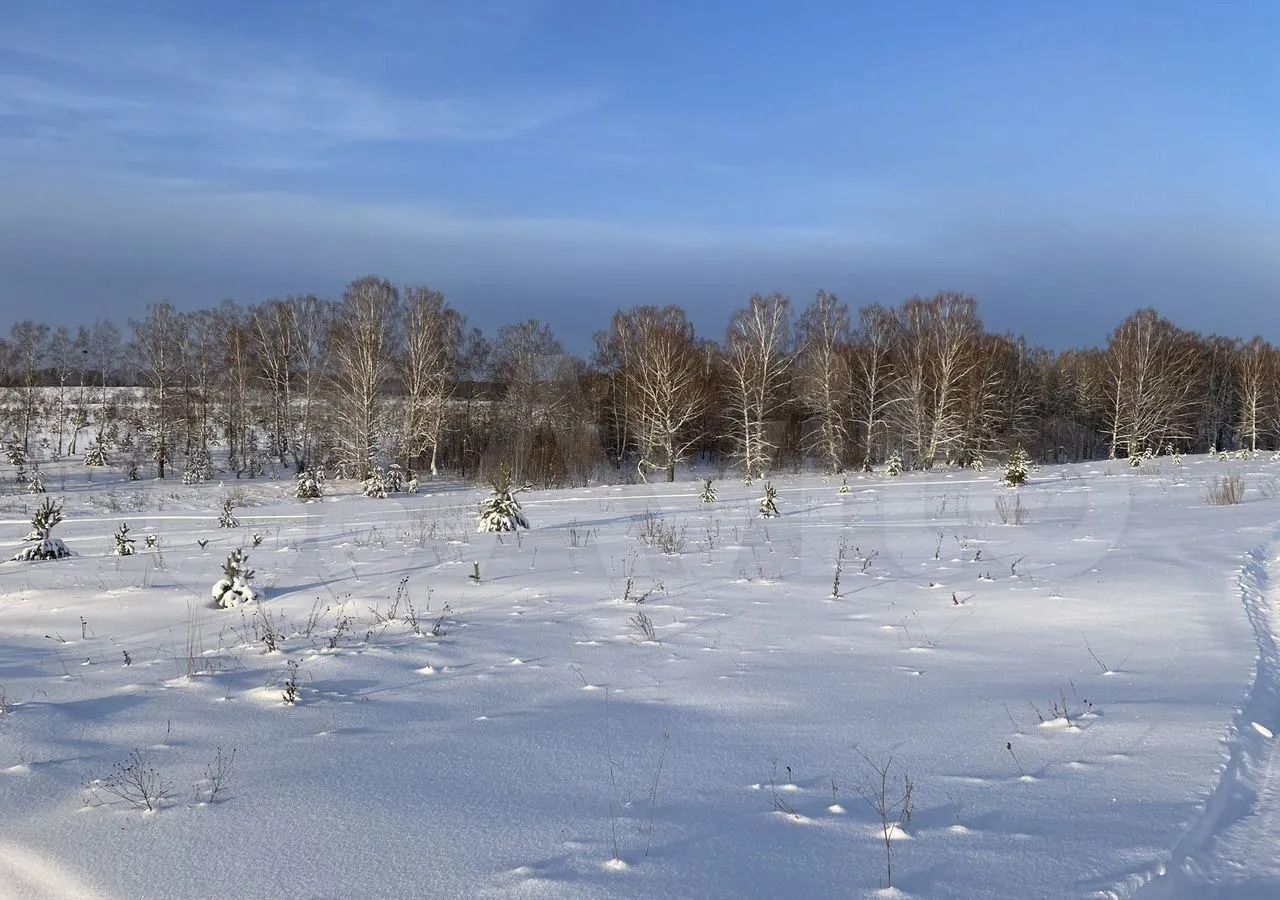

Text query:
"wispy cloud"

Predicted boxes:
[[0, 31, 602, 173]]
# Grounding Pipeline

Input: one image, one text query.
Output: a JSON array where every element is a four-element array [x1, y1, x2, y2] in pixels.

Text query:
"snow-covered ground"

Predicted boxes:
[[2, 455, 1279, 898]]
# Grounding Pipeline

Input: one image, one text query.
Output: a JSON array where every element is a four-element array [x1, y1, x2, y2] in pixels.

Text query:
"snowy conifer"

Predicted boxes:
[[1129, 454, 1141, 468], [363, 467, 389, 499], [4, 442, 24, 468], [885, 451, 903, 477], [837, 475, 851, 494], [477, 464, 530, 532], [113, 522, 136, 556], [758, 482, 780, 518], [295, 469, 323, 501], [211, 549, 257, 608], [1172, 451, 1183, 465], [13, 497, 72, 561], [84, 443, 108, 467], [183, 448, 213, 484], [1003, 447, 1031, 486], [699, 478, 717, 503], [218, 498, 240, 529], [386, 464, 405, 493], [27, 466, 45, 494]]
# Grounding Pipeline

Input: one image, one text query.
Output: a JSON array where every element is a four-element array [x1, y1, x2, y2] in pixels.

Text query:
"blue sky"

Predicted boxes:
[[0, 1, 1276, 349]]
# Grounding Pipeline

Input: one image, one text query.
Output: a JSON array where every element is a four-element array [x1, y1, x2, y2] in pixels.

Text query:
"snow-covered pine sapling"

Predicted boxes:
[[477, 463, 530, 532], [182, 448, 213, 484], [27, 466, 45, 494], [144, 534, 158, 549], [113, 522, 136, 556], [13, 497, 73, 561], [1003, 446, 1031, 486], [84, 443, 108, 467], [699, 477, 717, 503], [211, 548, 257, 608], [1172, 450, 1183, 465], [837, 475, 851, 494], [4, 442, 24, 468], [363, 467, 388, 499], [758, 482, 780, 518], [386, 463, 405, 493], [885, 450, 903, 477], [1129, 453, 1142, 468], [218, 498, 240, 528], [295, 468, 323, 500]]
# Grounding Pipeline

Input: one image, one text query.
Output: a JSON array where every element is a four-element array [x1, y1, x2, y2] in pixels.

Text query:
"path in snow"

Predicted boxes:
[[1113, 537, 1280, 899]]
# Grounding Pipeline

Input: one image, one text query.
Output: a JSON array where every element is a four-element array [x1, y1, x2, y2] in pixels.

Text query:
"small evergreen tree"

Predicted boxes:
[[699, 478, 717, 503], [885, 451, 903, 477], [27, 466, 45, 494], [363, 467, 389, 499], [837, 475, 851, 494], [386, 463, 405, 493], [1003, 447, 1031, 486], [4, 442, 25, 468], [211, 549, 257, 608], [183, 448, 214, 484], [758, 482, 780, 518], [84, 443, 108, 467], [295, 469, 323, 501], [1129, 453, 1142, 468], [218, 498, 240, 528], [13, 497, 72, 561], [477, 464, 530, 532], [113, 522, 136, 556]]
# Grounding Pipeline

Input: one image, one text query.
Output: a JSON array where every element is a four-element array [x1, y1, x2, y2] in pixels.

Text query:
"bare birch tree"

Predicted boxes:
[[724, 293, 792, 479], [796, 291, 851, 473], [329, 276, 398, 480]]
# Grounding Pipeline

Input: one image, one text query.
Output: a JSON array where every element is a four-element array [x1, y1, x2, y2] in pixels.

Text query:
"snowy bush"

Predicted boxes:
[[477, 464, 530, 532], [699, 478, 717, 503], [295, 469, 323, 501], [885, 451, 902, 477], [1205, 475, 1245, 506], [212, 548, 257, 608], [1003, 446, 1030, 486], [13, 497, 73, 561], [113, 522, 136, 556], [84, 443, 108, 467], [218, 498, 240, 529], [758, 482, 780, 518], [837, 475, 851, 494]]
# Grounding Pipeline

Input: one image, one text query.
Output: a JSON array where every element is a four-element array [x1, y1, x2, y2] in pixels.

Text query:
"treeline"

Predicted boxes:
[[0, 276, 1274, 486]]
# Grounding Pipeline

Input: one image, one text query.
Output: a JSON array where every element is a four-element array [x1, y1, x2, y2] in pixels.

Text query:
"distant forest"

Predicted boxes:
[[0, 277, 1272, 486]]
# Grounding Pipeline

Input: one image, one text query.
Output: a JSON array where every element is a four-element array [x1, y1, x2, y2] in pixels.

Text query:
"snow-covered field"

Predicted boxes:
[[2, 455, 1279, 899]]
